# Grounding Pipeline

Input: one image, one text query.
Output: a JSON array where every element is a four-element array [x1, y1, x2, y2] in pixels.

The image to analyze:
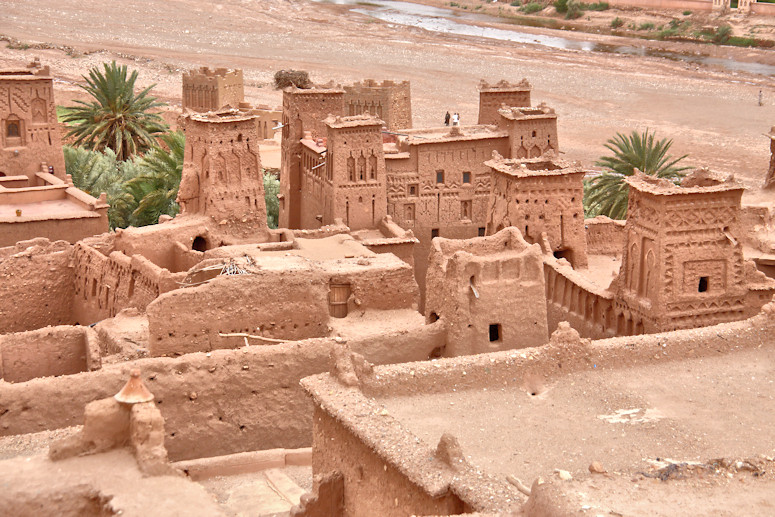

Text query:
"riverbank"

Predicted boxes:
[[1, 0, 772, 196], [408, 0, 775, 48]]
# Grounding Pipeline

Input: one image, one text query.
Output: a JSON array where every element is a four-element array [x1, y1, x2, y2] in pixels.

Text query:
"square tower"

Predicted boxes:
[[182, 67, 244, 112], [279, 86, 345, 228], [485, 155, 587, 268], [425, 227, 548, 356], [615, 170, 748, 333], [343, 79, 412, 130], [0, 61, 66, 180], [324, 114, 387, 231], [177, 109, 267, 231], [477, 79, 531, 126], [498, 103, 558, 160]]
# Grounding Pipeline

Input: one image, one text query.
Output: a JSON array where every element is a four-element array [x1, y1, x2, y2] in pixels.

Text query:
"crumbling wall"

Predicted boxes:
[[544, 256, 617, 339], [425, 228, 548, 355], [71, 242, 184, 327], [0, 325, 100, 383], [0, 238, 74, 333]]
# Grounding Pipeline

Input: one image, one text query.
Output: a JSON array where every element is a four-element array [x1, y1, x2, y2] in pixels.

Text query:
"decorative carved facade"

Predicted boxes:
[[177, 109, 267, 230], [614, 169, 773, 333], [343, 79, 412, 130], [0, 60, 66, 180], [485, 155, 587, 268]]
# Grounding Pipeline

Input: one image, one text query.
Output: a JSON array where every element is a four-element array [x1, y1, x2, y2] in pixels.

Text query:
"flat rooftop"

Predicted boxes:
[[379, 344, 775, 486], [0, 199, 97, 220]]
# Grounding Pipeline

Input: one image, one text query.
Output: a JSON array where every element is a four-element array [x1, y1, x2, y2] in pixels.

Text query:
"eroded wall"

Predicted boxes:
[[426, 228, 549, 355], [0, 239, 74, 333], [310, 407, 466, 517], [0, 326, 99, 383]]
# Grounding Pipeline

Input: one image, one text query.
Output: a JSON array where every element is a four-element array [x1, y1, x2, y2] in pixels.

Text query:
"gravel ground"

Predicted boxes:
[[0, 0, 773, 198]]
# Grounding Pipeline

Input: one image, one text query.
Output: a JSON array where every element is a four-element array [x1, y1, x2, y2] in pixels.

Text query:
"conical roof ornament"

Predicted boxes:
[[115, 369, 154, 404]]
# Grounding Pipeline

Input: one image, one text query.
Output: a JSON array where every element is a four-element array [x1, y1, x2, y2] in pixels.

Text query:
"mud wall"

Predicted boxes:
[[146, 271, 331, 357], [585, 216, 625, 256], [752, 2, 775, 15], [0, 212, 108, 248], [0, 327, 444, 461], [544, 256, 618, 339], [71, 243, 185, 327], [310, 406, 466, 516], [0, 239, 74, 333], [0, 326, 100, 383]]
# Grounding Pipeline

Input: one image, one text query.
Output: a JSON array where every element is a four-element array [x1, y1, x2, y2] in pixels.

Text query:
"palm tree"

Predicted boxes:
[[61, 61, 168, 161], [63, 145, 141, 229], [124, 131, 184, 226], [584, 129, 690, 220]]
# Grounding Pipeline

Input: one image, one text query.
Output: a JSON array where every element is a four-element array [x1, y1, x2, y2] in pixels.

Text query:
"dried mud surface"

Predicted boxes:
[[380, 344, 775, 514], [1, 0, 774, 200]]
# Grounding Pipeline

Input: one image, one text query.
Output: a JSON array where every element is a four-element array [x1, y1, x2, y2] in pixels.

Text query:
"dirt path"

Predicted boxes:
[[1, 0, 773, 193]]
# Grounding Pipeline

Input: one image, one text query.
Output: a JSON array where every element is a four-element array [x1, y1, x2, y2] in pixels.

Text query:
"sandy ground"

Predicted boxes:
[[380, 345, 775, 486], [0, 0, 774, 201]]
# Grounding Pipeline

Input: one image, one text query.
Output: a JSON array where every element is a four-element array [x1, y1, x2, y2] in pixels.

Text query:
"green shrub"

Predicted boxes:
[[727, 36, 757, 47], [610, 17, 624, 28], [683, 9, 692, 14], [638, 22, 655, 31], [553, 0, 569, 13], [519, 2, 544, 12], [586, 1, 609, 10], [565, 4, 583, 18], [713, 25, 732, 44], [450, 1, 460, 6]]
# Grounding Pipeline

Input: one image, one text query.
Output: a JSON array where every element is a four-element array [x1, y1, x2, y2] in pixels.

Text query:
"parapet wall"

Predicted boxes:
[[0, 326, 100, 383], [299, 299, 775, 515]]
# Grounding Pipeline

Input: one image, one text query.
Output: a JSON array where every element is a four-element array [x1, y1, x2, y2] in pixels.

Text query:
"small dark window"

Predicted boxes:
[[429, 312, 439, 323], [531, 130, 537, 137], [6, 121, 19, 138], [436, 170, 444, 184], [698, 276, 709, 293], [489, 324, 501, 342], [431, 228, 439, 239], [408, 183, 418, 196], [462, 171, 471, 184], [478, 227, 486, 237]]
